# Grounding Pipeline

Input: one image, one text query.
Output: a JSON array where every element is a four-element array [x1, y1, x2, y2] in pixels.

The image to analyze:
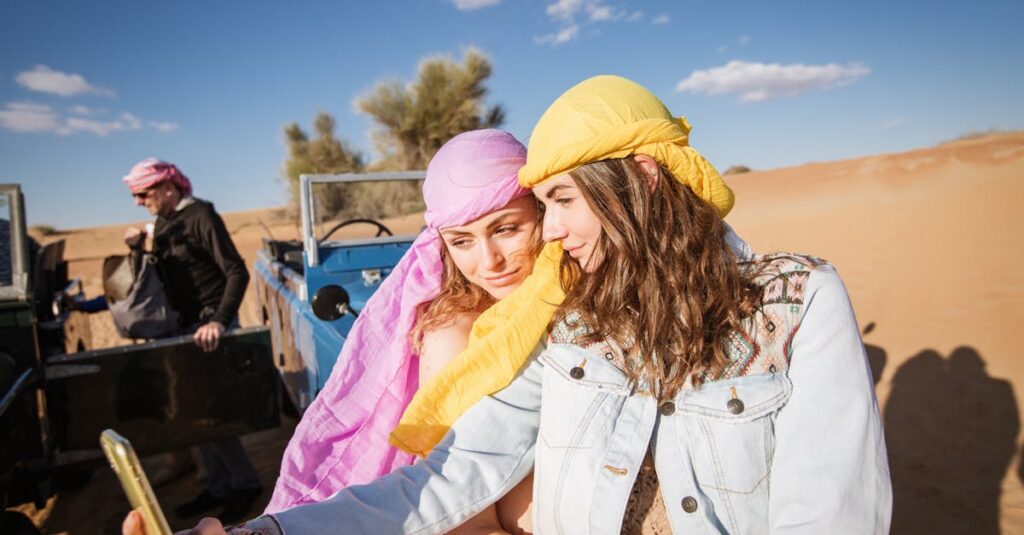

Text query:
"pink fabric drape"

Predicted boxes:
[[265, 129, 529, 513]]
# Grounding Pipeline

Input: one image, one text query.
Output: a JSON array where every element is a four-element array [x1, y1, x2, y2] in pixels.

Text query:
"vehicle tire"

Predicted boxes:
[[2, 511, 42, 535]]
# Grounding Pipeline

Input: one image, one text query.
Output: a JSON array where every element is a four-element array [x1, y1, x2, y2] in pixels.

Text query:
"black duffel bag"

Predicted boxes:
[[103, 252, 180, 339]]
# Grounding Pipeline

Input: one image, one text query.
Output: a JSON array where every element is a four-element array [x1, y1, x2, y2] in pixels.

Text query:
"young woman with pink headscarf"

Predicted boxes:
[[264, 129, 539, 532], [123, 129, 540, 534]]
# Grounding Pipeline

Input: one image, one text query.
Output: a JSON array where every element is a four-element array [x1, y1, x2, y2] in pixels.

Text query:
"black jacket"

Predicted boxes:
[[151, 198, 249, 327]]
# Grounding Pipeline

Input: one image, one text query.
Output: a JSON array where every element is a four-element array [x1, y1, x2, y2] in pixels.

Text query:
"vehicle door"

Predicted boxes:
[[43, 326, 279, 463]]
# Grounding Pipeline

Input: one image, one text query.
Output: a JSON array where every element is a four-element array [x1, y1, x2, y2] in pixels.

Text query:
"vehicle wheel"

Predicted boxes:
[[2, 511, 42, 535]]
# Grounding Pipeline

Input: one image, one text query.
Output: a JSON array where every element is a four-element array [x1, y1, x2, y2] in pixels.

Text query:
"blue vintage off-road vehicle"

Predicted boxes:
[[253, 172, 423, 414]]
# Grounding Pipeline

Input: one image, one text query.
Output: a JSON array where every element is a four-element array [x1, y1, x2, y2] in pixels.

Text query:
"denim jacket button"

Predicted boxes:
[[570, 366, 585, 380], [727, 398, 745, 415], [659, 401, 676, 416], [681, 496, 698, 513]]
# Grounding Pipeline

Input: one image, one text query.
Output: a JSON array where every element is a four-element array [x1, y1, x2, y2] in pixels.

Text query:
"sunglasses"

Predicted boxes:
[[132, 189, 156, 200]]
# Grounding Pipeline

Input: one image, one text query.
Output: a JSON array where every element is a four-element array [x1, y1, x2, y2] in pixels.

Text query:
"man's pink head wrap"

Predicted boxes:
[[122, 158, 192, 196], [265, 129, 529, 513]]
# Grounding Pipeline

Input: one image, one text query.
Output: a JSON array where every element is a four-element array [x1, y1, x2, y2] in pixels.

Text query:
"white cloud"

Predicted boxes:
[[652, 14, 670, 25], [0, 100, 176, 135], [149, 121, 179, 132], [880, 118, 907, 130], [451, 0, 501, 10], [535, 24, 580, 45], [119, 112, 143, 130], [65, 112, 142, 136], [738, 35, 751, 45], [587, 4, 616, 21], [676, 60, 870, 103], [15, 65, 115, 98], [0, 102, 64, 133], [64, 117, 117, 135], [539, 0, 627, 46], [547, 0, 583, 21], [68, 105, 106, 116]]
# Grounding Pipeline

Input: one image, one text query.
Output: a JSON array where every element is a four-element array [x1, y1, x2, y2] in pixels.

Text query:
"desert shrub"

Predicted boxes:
[[723, 165, 752, 176], [312, 180, 425, 222], [356, 47, 504, 171], [283, 112, 364, 217], [30, 224, 57, 235], [948, 128, 1006, 143]]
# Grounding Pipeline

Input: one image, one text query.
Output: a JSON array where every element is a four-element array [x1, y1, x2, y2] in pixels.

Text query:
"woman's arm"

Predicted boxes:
[[768, 265, 892, 533], [270, 345, 546, 535], [420, 316, 515, 535]]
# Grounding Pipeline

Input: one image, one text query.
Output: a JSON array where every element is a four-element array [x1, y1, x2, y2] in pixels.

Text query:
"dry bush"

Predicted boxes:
[[30, 224, 58, 236], [723, 165, 752, 176], [947, 128, 1006, 143], [313, 180, 425, 221]]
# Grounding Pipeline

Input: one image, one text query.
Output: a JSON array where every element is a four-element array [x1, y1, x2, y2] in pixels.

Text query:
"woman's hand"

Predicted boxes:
[[121, 510, 146, 535], [122, 509, 228, 535], [179, 518, 228, 535]]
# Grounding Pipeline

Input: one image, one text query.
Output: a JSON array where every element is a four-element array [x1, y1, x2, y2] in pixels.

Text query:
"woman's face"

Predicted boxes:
[[439, 196, 540, 299], [533, 174, 605, 272]]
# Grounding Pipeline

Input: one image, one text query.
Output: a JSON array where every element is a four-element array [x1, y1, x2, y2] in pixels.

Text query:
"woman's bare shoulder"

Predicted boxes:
[[418, 312, 479, 383]]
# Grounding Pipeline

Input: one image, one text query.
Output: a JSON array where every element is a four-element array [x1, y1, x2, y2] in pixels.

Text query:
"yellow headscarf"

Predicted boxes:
[[390, 75, 734, 456], [518, 74, 734, 216]]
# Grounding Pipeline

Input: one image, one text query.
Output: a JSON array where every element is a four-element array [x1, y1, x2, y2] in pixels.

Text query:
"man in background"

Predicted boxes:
[[122, 158, 262, 523]]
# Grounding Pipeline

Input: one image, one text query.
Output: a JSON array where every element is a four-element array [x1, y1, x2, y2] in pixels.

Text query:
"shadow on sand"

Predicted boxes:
[[883, 346, 1019, 534], [1020, 440, 1024, 487], [862, 322, 886, 386]]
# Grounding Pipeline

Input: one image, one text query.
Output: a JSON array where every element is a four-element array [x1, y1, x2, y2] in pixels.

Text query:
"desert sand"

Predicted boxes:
[[23, 131, 1024, 533]]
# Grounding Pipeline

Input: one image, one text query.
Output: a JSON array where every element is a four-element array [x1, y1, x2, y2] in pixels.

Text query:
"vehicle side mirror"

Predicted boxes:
[[311, 285, 358, 321]]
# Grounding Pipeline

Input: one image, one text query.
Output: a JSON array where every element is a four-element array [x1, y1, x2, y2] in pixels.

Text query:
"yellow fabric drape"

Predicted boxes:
[[391, 75, 735, 456], [390, 243, 564, 456]]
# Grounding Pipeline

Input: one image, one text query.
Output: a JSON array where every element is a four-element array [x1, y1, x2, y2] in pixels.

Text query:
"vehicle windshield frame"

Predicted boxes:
[[0, 184, 29, 302], [298, 171, 426, 268]]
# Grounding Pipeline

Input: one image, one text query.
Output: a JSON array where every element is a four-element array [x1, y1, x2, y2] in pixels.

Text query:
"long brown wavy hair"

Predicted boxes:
[[554, 157, 762, 399]]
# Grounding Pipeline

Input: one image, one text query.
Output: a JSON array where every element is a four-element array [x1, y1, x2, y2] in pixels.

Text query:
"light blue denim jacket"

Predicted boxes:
[[272, 238, 891, 534]]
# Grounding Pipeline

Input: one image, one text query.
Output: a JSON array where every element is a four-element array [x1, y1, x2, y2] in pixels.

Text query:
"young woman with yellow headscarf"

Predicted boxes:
[[183, 76, 891, 535]]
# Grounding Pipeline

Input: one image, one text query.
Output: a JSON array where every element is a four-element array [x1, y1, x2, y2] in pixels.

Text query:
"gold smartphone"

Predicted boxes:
[[100, 429, 173, 535]]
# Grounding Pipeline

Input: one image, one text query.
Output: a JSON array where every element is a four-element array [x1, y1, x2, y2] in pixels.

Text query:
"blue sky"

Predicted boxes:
[[2, 0, 1022, 228]]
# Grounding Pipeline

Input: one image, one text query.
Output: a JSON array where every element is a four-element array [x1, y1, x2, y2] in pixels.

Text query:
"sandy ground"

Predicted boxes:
[[18, 131, 1024, 534]]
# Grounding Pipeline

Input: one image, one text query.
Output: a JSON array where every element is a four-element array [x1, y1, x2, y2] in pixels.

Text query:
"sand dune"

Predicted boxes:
[[725, 132, 1024, 533], [28, 131, 1024, 533]]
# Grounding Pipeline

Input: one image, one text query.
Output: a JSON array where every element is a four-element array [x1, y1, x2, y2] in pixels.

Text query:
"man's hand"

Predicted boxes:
[[194, 321, 225, 352], [124, 227, 145, 248]]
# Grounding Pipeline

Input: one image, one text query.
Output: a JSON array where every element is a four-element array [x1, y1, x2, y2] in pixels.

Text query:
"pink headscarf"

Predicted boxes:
[[122, 158, 193, 196], [265, 129, 529, 513]]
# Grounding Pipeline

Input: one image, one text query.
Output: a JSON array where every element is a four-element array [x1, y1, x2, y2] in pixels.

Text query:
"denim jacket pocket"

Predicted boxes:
[[538, 345, 629, 449], [678, 373, 792, 494]]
